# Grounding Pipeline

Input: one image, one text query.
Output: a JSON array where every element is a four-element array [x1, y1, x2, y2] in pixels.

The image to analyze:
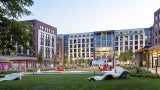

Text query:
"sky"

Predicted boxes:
[[20, 0, 160, 34]]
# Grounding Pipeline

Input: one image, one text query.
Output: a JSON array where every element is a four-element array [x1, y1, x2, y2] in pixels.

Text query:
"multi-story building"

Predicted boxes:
[[0, 19, 57, 70], [115, 28, 152, 66], [144, 27, 153, 47], [57, 36, 63, 61], [115, 28, 149, 56], [60, 28, 152, 66], [22, 19, 57, 59], [93, 30, 115, 65], [153, 8, 160, 45], [63, 35, 69, 56], [68, 32, 94, 61]]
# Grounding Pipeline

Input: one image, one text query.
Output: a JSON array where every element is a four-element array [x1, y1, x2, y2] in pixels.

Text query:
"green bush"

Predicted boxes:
[[129, 68, 159, 78], [0, 70, 21, 74]]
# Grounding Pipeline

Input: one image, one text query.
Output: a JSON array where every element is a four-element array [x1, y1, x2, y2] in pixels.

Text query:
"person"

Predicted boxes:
[[110, 65, 112, 71]]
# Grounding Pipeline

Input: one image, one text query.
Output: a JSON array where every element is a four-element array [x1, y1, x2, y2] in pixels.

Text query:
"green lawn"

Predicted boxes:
[[0, 74, 160, 90]]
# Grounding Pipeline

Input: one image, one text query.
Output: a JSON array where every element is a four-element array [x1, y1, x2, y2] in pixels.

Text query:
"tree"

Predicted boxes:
[[53, 54, 59, 64], [118, 49, 134, 64], [63, 55, 68, 66], [37, 51, 43, 69], [0, 0, 34, 55], [70, 57, 73, 67]]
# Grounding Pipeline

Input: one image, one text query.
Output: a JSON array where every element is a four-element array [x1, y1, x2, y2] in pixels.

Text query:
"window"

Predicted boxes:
[[86, 48, 89, 52], [74, 39, 76, 43], [124, 31, 128, 34], [130, 46, 133, 50], [74, 54, 77, 58], [120, 42, 123, 46], [135, 35, 138, 40], [140, 41, 143, 44], [78, 39, 81, 43], [155, 39, 157, 44], [91, 38, 94, 42], [115, 47, 118, 50], [125, 36, 128, 41], [120, 47, 123, 50], [91, 34, 94, 36], [135, 46, 138, 50], [115, 42, 118, 46], [130, 41, 133, 45], [155, 24, 158, 29], [82, 39, 85, 43], [155, 15, 158, 21], [102, 41, 106, 46], [70, 49, 72, 53], [120, 36, 123, 40], [70, 40, 72, 44], [130, 36, 133, 40], [125, 46, 128, 50], [125, 41, 128, 45], [82, 44, 85, 47], [78, 44, 81, 48], [70, 45, 72, 48], [86, 39, 89, 43], [115, 36, 118, 41], [86, 53, 89, 57], [134, 31, 137, 33], [140, 35, 143, 39], [91, 43, 94, 47], [102, 36, 106, 40]]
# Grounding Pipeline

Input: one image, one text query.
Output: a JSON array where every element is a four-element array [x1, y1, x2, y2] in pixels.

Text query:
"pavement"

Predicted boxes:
[[24, 66, 123, 75], [148, 67, 160, 74], [24, 70, 106, 75]]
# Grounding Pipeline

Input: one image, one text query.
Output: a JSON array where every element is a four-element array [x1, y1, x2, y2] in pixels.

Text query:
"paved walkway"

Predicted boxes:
[[24, 66, 124, 75], [148, 67, 160, 74], [24, 70, 105, 75]]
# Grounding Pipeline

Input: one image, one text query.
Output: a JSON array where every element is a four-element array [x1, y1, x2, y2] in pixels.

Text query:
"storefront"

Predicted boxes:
[[0, 56, 36, 70], [148, 45, 160, 68]]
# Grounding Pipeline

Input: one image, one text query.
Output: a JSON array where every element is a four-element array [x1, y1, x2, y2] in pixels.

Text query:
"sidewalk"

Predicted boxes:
[[24, 70, 106, 75], [148, 67, 160, 74]]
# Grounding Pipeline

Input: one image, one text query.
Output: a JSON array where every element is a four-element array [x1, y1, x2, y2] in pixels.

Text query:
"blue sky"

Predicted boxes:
[[21, 0, 160, 34]]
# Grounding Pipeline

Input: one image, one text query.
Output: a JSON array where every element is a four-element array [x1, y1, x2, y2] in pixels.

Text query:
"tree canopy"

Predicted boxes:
[[0, 0, 34, 55], [118, 49, 134, 63]]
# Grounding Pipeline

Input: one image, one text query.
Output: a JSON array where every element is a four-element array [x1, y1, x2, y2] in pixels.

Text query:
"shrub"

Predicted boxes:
[[129, 68, 159, 78]]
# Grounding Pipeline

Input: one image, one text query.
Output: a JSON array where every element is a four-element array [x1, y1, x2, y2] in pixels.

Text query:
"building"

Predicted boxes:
[[22, 19, 57, 59], [57, 36, 63, 61], [68, 32, 94, 63], [153, 8, 160, 45], [93, 30, 115, 65], [0, 19, 57, 70], [115, 28, 148, 55]]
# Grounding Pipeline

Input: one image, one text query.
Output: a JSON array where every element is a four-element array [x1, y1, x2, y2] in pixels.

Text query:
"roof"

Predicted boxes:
[[149, 45, 160, 50]]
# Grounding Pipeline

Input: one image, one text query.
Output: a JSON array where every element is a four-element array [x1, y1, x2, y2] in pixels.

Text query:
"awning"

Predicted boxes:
[[149, 45, 160, 50]]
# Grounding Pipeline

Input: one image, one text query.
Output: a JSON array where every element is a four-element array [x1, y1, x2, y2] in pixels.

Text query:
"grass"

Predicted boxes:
[[0, 74, 160, 90]]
